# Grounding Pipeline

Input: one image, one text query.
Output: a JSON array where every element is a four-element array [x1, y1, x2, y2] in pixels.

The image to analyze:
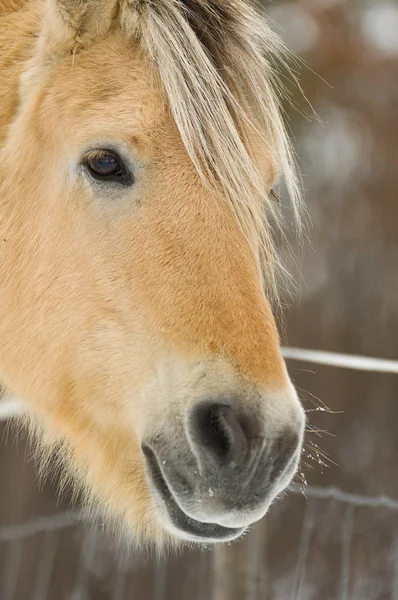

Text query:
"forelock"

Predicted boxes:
[[74, 0, 303, 301]]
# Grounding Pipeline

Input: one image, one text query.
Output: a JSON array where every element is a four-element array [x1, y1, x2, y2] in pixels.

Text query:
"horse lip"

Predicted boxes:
[[142, 444, 245, 542]]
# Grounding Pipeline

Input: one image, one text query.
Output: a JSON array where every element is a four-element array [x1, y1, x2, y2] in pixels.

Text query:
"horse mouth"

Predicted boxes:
[[142, 445, 245, 542]]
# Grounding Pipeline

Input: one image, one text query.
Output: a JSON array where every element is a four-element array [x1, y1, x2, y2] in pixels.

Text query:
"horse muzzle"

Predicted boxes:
[[142, 390, 304, 543]]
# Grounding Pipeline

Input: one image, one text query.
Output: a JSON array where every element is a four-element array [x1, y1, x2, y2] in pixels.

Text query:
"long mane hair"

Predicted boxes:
[[116, 0, 302, 300]]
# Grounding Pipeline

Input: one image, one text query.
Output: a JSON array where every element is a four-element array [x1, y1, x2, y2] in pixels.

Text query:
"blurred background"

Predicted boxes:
[[1, 0, 398, 598]]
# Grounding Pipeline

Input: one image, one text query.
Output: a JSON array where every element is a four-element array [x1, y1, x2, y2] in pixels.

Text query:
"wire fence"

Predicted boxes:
[[281, 347, 398, 374], [1, 484, 397, 545], [0, 399, 22, 421], [1, 347, 398, 599], [1, 483, 398, 600]]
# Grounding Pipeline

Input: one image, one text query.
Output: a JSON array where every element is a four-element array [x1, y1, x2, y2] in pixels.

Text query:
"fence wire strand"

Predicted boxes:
[[32, 530, 58, 600], [290, 484, 398, 511], [281, 347, 398, 373], [291, 500, 317, 600], [340, 504, 354, 600]]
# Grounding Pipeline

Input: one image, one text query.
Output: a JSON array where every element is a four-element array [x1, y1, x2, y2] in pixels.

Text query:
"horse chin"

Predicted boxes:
[[143, 444, 246, 543]]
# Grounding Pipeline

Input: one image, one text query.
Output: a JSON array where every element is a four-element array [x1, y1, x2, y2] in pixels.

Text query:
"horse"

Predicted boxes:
[[0, 0, 305, 547]]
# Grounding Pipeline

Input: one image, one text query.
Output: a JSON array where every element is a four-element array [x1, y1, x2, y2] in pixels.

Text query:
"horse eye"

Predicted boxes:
[[84, 150, 133, 186]]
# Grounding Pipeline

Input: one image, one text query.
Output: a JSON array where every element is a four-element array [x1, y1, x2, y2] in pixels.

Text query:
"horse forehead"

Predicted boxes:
[[53, 36, 167, 131]]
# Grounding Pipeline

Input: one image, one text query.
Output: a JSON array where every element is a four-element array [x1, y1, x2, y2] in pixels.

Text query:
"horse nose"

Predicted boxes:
[[143, 392, 304, 540], [186, 396, 303, 524], [188, 401, 260, 474]]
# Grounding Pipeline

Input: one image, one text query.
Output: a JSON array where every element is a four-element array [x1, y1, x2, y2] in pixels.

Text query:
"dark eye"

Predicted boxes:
[[84, 150, 133, 186]]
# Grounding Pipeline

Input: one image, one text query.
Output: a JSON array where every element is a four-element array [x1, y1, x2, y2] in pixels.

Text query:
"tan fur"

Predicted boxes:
[[0, 0, 303, 546]]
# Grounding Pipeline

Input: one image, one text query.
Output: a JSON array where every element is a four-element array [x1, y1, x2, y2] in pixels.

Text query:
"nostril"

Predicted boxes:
[[189, 402, 248, 466], [206, 405, 235, 459]]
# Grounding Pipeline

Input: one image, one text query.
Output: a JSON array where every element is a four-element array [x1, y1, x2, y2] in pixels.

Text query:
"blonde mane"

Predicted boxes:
[[62, 0, 301, 300], [121, 0, 302, 300]]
